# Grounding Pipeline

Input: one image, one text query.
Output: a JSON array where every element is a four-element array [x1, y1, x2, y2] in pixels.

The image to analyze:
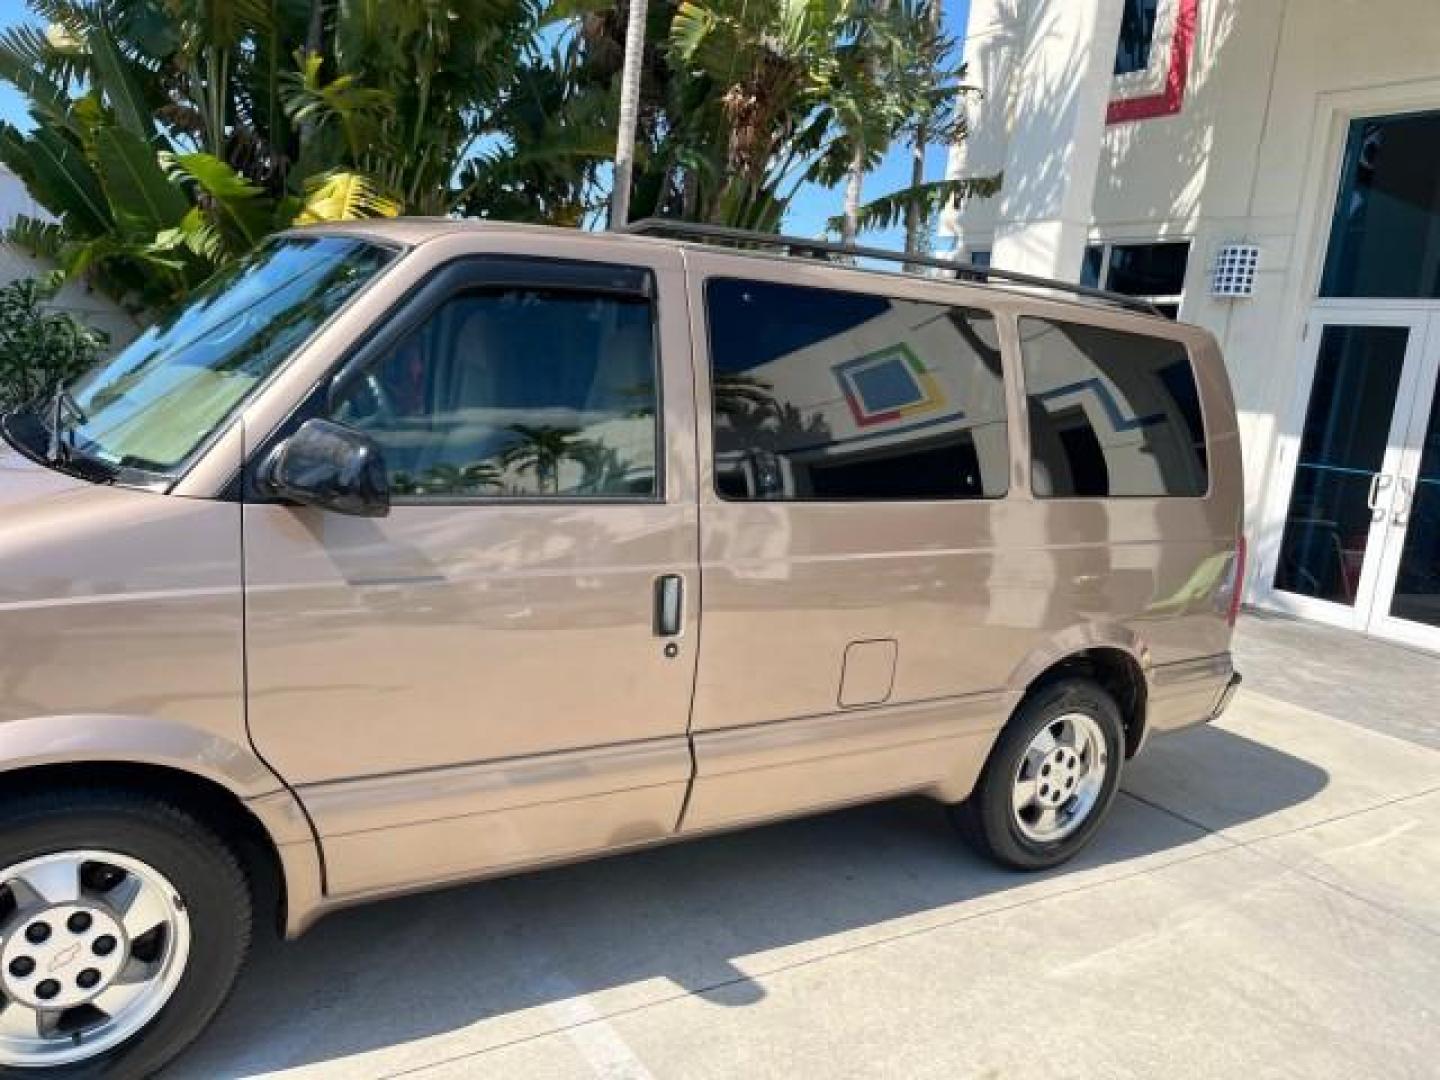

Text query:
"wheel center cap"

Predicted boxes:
[[1, 903, 128, 1010]]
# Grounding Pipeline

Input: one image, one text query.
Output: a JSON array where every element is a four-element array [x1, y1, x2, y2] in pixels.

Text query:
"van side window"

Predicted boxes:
[[705, 278, 1010, 501], [1019, 318, 1208, 498], [331, 289, 658, 499]]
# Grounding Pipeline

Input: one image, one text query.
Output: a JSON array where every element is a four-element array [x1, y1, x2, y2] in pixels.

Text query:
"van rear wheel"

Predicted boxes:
[[951, 677, 1125, 870], [0, 790, 250, 1079]]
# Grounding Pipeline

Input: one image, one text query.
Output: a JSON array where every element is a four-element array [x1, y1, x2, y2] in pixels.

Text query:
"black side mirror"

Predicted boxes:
[[260, 418, 390, 517]]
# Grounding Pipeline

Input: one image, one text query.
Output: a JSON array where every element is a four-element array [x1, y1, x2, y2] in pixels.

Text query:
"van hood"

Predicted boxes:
[[0, 440, 96, 508], [0, 439, 240, 608]]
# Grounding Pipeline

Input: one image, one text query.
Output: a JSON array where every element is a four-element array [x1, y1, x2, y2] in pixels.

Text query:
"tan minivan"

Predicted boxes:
[[0, 219, 1243, 1077]]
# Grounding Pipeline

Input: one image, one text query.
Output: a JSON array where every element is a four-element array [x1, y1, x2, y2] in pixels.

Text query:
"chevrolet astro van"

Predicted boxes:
[[0, 219, 1243, 1077]]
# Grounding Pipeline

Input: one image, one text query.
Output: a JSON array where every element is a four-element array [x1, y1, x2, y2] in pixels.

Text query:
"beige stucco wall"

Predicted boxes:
[[945, 0, 1440, 591]]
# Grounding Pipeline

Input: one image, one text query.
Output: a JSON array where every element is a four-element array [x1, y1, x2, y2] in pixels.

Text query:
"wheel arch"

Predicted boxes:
[[1006, 630, 1150, 758], [0, 717, 322, 938]]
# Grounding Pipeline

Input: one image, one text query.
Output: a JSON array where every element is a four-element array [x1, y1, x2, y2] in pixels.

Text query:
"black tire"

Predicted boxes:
[[950, 677, 1125, 870], [0, 789, 252, 1080]]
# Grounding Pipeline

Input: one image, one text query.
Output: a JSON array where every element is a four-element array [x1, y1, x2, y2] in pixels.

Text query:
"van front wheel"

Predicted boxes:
[[0, 790, 251, 1079], [952, 678, 1125, 870]]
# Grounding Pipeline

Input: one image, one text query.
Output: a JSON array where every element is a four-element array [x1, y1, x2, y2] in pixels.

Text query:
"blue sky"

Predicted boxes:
[[0, 0, 971, 248]]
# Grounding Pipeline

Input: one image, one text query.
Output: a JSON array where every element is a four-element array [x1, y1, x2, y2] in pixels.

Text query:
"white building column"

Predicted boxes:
[[956, 0, 1125, 281]]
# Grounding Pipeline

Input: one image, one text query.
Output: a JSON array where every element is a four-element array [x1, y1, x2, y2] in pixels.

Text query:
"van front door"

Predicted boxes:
[[241, 250, 700, 896]]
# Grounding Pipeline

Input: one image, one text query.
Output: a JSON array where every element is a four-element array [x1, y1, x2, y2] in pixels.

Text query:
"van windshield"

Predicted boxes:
[[56, 235, 394, 475]]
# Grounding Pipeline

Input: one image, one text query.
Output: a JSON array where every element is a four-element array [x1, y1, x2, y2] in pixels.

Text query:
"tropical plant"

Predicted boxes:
[[0, 0, 537, 310], [0, 0, 996, 312], [501, 423, 581, 494], [658, 0, 974, 232], [0, 274, 109, 410]]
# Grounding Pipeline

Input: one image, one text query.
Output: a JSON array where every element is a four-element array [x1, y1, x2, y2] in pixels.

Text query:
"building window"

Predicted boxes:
[[967, 249, 992, 269], [1115, 0, 1161, 75], [1081, 240, 1190, 319], [1321, 109, 1440, 299], [1019, 318, 1209, 498], [705, 279, 1010, 502]]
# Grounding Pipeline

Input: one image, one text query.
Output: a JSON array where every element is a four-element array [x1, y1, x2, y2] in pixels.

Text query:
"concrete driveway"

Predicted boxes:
[[171, 624, 1440, 1080]]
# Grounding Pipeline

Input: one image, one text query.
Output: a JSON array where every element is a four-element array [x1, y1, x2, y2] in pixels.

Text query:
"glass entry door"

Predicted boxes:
[[1265, 310, 1440, 651]]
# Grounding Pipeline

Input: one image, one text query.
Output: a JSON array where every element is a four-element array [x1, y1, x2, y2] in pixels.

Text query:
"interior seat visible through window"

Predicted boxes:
[[332, 286, 659, 499]]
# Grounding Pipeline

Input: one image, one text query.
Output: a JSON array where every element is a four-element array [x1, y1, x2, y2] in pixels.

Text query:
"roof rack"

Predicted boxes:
[[620, 218, 1161, 316]]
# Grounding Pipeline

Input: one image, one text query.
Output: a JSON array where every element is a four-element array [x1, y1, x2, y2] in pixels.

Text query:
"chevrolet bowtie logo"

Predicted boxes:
[[48, 943, 81, 973]]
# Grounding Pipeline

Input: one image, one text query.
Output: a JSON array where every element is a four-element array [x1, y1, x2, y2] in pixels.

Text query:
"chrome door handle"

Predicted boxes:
[[1367, 473, 1393, 520], [653, 574, 683, 637], [1392, 477, 1413, 525]]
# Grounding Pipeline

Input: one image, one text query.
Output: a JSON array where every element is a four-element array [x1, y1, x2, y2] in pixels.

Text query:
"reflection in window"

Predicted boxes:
[[1020, 318, 1208, 498], [1115, 0, 1161, 75], [1321, 110, 1440, 299], [65, 237, 392, 471], [706, 279, 1009, 501], [332, 288, 658, 498]]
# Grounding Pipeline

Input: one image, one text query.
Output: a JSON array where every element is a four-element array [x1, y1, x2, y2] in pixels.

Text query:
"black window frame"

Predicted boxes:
[[241, 255, 665, 506], [1018, 316, 1211, 501], [703, 275, 1012, 504]]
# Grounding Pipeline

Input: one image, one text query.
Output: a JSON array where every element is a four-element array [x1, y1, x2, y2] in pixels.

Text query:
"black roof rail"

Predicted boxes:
[[619, 217, 1162, 317]]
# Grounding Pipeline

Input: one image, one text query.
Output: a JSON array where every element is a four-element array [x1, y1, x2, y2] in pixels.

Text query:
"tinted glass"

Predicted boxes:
[[1390, 378, 1440, 627], [64, 237, 392, 471], [1080, 245, 1105, 289], [1020, 318, 1208, 498], [332, 288, 658, 498], [1321, 111, 1440, 299], [1106, 242, 1189, 297], [1115, 0, 1160, 75], [1272, 326, 1406, 605], [706, 279, 1009, 501]]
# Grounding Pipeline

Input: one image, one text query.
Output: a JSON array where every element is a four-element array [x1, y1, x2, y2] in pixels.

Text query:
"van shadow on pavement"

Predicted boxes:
[[171, 724, 1327, 1077]]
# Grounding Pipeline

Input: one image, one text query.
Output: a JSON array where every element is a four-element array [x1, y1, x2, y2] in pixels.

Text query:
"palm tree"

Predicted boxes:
[[666, 0, 947, 231], [418, 461, 505, 495], [502, 424, 580, 494], [610, 0, 650, 226]]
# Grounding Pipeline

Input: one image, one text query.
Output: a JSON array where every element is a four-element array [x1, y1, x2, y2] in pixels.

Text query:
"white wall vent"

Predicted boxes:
[[1211, 242, 1260, 298]]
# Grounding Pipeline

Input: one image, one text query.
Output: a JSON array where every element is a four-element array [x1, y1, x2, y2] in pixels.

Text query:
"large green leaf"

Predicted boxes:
[[86, 25, 155, 140], [96, 127, 189, 232], [293, 170, 402, 224], [0, 26, 81, 138], [162, 151, 273, 251], [25, 127, 112, 236], [5, 214, 65, 261]]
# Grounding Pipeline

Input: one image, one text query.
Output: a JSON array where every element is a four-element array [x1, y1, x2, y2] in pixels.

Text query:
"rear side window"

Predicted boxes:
[[1019, 318, 1208, 498], [705, 278, 1009, 501]]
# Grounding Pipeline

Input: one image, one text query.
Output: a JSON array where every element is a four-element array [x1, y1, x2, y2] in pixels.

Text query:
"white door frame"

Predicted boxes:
[[1255, 301, 1440, 650], [1369, 313, 1440, 649]]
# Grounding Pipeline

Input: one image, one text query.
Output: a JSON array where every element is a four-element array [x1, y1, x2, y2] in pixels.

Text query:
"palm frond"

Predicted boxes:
[[825, 174, 1002, 237], [5, 214, 66, 260], [293, 170, 402, 224]]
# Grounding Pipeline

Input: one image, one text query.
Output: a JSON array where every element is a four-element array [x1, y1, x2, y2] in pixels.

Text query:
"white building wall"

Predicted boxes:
[[945, 0, 1440, 594]]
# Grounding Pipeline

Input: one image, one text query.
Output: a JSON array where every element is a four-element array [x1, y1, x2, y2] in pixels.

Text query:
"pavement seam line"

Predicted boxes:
[[1122, 782, 1440, 939]]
